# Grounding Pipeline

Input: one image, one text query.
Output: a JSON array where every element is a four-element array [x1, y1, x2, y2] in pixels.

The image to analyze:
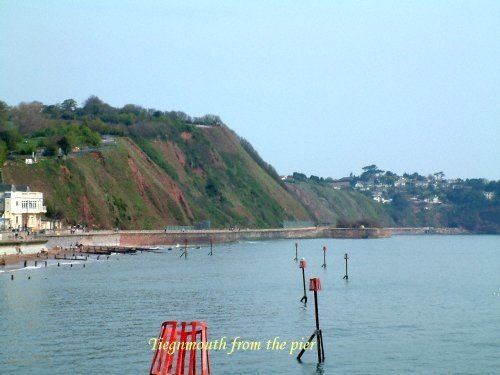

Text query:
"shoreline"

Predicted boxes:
[[0, 226, 473, 269], [0, 246, 84, 267]]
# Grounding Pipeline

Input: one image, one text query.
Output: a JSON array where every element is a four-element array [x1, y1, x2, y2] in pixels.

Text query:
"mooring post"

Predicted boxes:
[[24, 260, 27, 268], [34, 260, 37, 267], [294, 242, 298, 261], [209, 239, 213, 256], [299, 258, 307, 304], [11, 274, 14, 280], [297, 277, 325, 363], [180, 239, 188, 259], [343, 253, 349, 280], [321, 246, 327, 268]]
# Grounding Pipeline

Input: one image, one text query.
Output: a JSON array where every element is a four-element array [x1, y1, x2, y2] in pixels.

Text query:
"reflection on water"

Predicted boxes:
[[1, 236, 499, 374]]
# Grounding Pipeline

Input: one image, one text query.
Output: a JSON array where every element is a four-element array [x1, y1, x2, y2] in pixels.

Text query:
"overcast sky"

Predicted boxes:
[[1, 0, 498, 180]]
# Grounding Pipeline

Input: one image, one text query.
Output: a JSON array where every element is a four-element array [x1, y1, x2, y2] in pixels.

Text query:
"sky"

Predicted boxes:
[[1, 0, 499, 180]]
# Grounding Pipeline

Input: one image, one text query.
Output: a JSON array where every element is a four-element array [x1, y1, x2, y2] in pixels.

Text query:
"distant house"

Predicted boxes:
[[355, 182, 367, 191], [394, 178, 407, 187], [372, 192, 391, 204], [484, 191, 494, 200], [329, 178, 352, 190], [0, 184, 47, 230], [424, 196, 441, 204], [414, 181, 429, 188], [24, 152, 37, 165]]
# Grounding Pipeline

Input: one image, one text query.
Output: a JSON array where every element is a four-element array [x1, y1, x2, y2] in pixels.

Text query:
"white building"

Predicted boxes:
[[0, 185, 47, 230]]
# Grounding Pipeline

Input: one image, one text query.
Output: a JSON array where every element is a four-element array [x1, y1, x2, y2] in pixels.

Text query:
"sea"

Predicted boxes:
[[0, 235, 499, 374]]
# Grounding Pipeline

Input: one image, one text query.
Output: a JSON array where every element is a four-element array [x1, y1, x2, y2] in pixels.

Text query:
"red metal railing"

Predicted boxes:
[[150, 321, 210, 375]]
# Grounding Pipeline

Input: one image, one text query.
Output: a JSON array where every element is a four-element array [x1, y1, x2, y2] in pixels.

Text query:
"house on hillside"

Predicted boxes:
[[0, 184, 47, 231], [329, 177, 352, 190]]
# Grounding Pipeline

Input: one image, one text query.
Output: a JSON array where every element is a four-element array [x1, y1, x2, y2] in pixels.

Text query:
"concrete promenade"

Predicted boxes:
[[43, 226, 391, 249]]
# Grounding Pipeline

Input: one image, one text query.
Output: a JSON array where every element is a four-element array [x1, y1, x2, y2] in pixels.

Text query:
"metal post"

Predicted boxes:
[[301, 268, 307, 303], [343, 253, 349, 280], [321, 246, 327, 268], [180, 239, 188, 259], [299, 258, 307, 303], [297, 277, 324, 363], [313, 290, 322, 362]]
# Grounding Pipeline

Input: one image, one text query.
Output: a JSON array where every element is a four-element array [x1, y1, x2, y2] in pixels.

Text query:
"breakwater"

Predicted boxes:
[[388, 227, 469, 235], [44, 227, 390, 249]]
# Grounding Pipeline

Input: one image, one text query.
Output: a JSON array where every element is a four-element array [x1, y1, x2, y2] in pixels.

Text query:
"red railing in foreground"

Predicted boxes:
[[150, 321, 210, 375]]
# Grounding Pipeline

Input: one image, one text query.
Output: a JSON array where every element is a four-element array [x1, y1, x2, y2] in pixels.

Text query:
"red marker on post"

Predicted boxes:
[[297, 277, 325, 363]]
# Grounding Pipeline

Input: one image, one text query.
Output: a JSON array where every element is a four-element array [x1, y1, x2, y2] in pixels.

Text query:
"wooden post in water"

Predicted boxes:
[[180, 239, 188, 259], [208, 239, 213, 256], [321, 246, 327, 268], [297, 277, 325, 363], [294, 242, 298, 261], [343, 253, 349, 280], [299, 258, 307, 304]]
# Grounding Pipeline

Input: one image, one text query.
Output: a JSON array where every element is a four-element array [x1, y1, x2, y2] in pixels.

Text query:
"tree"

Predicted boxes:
[[360, 164, 383, 182], [194, 114, 223, 126], [82, 95, 113, 117], [292, 172, 307, 181], [0, 124, 22, 150], [0, 140, 7, 166], [60, 98, 78, 120], [61, 98, 77, 112], [11, 101, 47, 134], [57, 136, 72, 155], [0, 101, 9, 122], [433, 171, 445, 180]]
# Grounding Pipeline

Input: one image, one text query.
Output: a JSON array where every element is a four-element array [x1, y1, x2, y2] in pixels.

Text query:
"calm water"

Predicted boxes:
[[1, 236, 499, 374]]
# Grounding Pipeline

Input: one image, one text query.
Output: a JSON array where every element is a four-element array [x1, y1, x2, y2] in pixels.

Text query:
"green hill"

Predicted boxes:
[[2, 97, 496, 233], [285, 180, 395, 227], [2, 128, 310, 229]]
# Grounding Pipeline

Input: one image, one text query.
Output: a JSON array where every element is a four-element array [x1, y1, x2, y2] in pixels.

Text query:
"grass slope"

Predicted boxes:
[[3, 128, 310, 229], [286, 181, 395, 227]]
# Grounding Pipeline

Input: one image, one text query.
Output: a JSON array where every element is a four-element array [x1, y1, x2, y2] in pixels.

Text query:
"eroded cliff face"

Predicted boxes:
[[3, 127, 310, 229]]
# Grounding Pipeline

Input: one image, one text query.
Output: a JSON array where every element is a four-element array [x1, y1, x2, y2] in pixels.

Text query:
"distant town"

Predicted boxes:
[[284, 164, 497, 210]]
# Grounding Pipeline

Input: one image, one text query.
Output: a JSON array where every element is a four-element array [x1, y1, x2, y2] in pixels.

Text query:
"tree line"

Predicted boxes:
[[0, 96, 224, 164]]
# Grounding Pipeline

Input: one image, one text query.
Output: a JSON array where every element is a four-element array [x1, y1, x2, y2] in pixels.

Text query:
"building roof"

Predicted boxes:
[[0, 184, 31, 193]]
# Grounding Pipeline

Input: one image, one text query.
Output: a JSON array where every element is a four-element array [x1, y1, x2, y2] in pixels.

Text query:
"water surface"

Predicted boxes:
[[1, 236, 499, 374]]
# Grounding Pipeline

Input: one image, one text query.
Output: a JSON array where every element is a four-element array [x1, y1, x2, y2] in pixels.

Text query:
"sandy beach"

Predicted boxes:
[[0, 246, 84, 267]]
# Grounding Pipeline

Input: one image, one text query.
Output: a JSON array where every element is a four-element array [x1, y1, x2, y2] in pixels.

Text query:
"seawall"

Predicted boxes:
[[43, 227, 390, 248], [388, 227, 469, 235]]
